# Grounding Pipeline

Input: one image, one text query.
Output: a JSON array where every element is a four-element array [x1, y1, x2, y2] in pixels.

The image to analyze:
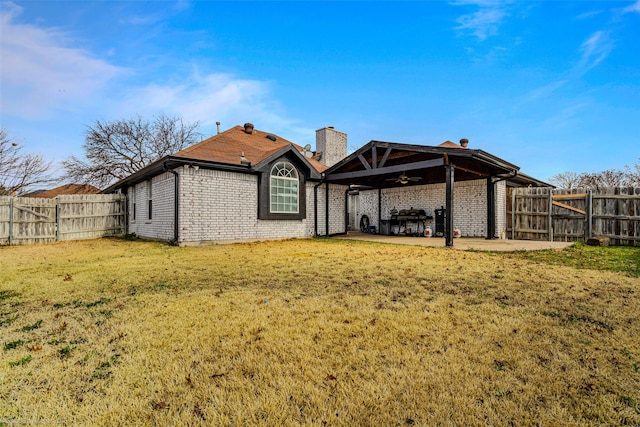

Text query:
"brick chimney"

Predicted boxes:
[[315, 126, 347, 167]]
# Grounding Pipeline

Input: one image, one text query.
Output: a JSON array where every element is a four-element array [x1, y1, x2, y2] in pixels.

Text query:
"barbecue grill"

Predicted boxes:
[[389, 208, 433, 236]]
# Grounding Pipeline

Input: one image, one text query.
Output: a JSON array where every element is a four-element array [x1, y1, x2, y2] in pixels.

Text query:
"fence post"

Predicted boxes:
[[9, 197, 13, 246], [586, 190, 592, 240], [55, 198, 60, 241], [548, 190, 553, 241]]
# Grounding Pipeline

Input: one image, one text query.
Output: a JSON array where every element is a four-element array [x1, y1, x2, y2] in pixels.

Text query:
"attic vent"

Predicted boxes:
[[460, 138, 469, 148], [243, 123, 254, 134], [265, 134, 276, 142]]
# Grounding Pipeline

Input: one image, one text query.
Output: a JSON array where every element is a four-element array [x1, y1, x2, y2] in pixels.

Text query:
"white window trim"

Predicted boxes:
[[270, 161, 299, 214]]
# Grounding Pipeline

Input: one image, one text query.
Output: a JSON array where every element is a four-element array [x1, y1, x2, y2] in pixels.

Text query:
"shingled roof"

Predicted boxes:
[[174, 125, 327, 173], [24, 184, 100, 198]]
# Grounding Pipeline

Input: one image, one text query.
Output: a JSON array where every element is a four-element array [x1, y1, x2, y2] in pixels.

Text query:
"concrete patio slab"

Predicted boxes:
[[332, 232, 574, 252]]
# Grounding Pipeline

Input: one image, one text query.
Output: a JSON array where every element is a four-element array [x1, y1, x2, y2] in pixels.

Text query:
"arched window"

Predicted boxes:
[[270, 162, 299, 213]]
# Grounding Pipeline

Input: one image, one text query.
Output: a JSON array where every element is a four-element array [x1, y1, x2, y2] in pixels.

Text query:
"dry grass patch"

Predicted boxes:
[[1, 238, 639, 425]]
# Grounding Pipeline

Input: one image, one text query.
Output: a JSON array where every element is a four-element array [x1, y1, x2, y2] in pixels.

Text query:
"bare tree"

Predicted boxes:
[[580, 169, 630, 188], [548, 171, 584, 189], [625, 160, 640, 186], [0, 129, 53, 196], [62, 114, 201, 189], [550, 166, 638, 190]]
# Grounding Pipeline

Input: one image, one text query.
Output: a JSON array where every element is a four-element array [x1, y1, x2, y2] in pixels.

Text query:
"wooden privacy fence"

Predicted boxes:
[[507, 187, 640, 246], [0, 194, 126, 246]]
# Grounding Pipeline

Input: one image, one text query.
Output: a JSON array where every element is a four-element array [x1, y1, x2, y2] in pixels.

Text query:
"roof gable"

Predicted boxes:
[[174, 125, 327, 173], [324, 140, 522, 187]]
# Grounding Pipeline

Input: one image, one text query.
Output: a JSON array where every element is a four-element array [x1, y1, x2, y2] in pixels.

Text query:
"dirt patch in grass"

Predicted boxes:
[[0, 238, 639, 425]]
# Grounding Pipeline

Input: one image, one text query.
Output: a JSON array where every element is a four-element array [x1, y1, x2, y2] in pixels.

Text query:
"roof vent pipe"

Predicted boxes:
[[459, 138, 469, 148], [216, 121, 221, 134], [244, 123, 254, 134]]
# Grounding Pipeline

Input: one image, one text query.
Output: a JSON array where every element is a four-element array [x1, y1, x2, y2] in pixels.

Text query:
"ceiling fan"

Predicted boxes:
[[387, 173, 422, 185]]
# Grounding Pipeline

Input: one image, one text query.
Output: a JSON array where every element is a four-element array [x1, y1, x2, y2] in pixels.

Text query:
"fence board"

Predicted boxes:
[[0, 196, 11, 245], [0, 194, 126, 246], [10, 197, 57, 245], [57, 194, 125, 241], [507, 186, 640, 246]]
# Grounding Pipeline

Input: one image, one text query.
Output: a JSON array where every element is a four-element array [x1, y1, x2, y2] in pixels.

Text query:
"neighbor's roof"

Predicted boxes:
[[24, 184, 101, 198], [437, 140, 463, 149], [174, 125, 327, 173]]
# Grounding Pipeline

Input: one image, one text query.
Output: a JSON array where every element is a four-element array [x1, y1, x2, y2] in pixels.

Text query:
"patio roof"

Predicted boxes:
[[323, 141, 521, 188]]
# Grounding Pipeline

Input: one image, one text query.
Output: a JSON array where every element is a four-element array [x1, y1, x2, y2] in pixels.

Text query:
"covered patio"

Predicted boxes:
[[318, 139, 550, 247]]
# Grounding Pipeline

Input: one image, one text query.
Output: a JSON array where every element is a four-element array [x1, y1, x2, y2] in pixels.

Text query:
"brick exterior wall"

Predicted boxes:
[[127, 171, 176, 241], [314, 183, 347, 236], [315, 127, 347, 168], [125, 167, 505, 243], [128, 165, 346, 244], [356, 179, 506, 238]]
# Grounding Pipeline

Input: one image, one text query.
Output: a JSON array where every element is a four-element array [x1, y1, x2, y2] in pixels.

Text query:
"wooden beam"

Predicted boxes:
[[454, 164, 486, 177], [357, 154, 371, 170], [379, 147, 392, 168], [372, 145, 377, 169], [552, 200, 586, 215], [552, 193, 587, 200], [325, 158, 445, 182]]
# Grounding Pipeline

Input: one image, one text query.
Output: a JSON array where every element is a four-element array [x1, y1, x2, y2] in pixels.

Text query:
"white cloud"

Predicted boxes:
[[623, 0, 640, 14], [524, 80, 568, 102], [578, 30, 612, 72], [0, 2, 124, 118], [0, 2, 311, 148], [452, 0, 510, 40], [522, 30, 612, 104], [122, 72, 310, 141]]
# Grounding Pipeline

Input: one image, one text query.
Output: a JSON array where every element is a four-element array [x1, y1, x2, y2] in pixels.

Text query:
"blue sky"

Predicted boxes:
[[1, 1, 639, 182]]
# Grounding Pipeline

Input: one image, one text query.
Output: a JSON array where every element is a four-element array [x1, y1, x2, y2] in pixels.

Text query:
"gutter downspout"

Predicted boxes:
[[163, 162, 179, 244], [344, 188, 350, 235]]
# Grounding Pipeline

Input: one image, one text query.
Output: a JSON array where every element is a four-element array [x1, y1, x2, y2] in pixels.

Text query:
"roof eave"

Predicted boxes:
[[103, 155, 255, 193]]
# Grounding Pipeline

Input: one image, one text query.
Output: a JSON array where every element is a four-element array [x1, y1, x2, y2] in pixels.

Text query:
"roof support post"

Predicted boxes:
[[486, 176, 496, 239], [445, 164, 454, 248], [325, 182, 330, 236]]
